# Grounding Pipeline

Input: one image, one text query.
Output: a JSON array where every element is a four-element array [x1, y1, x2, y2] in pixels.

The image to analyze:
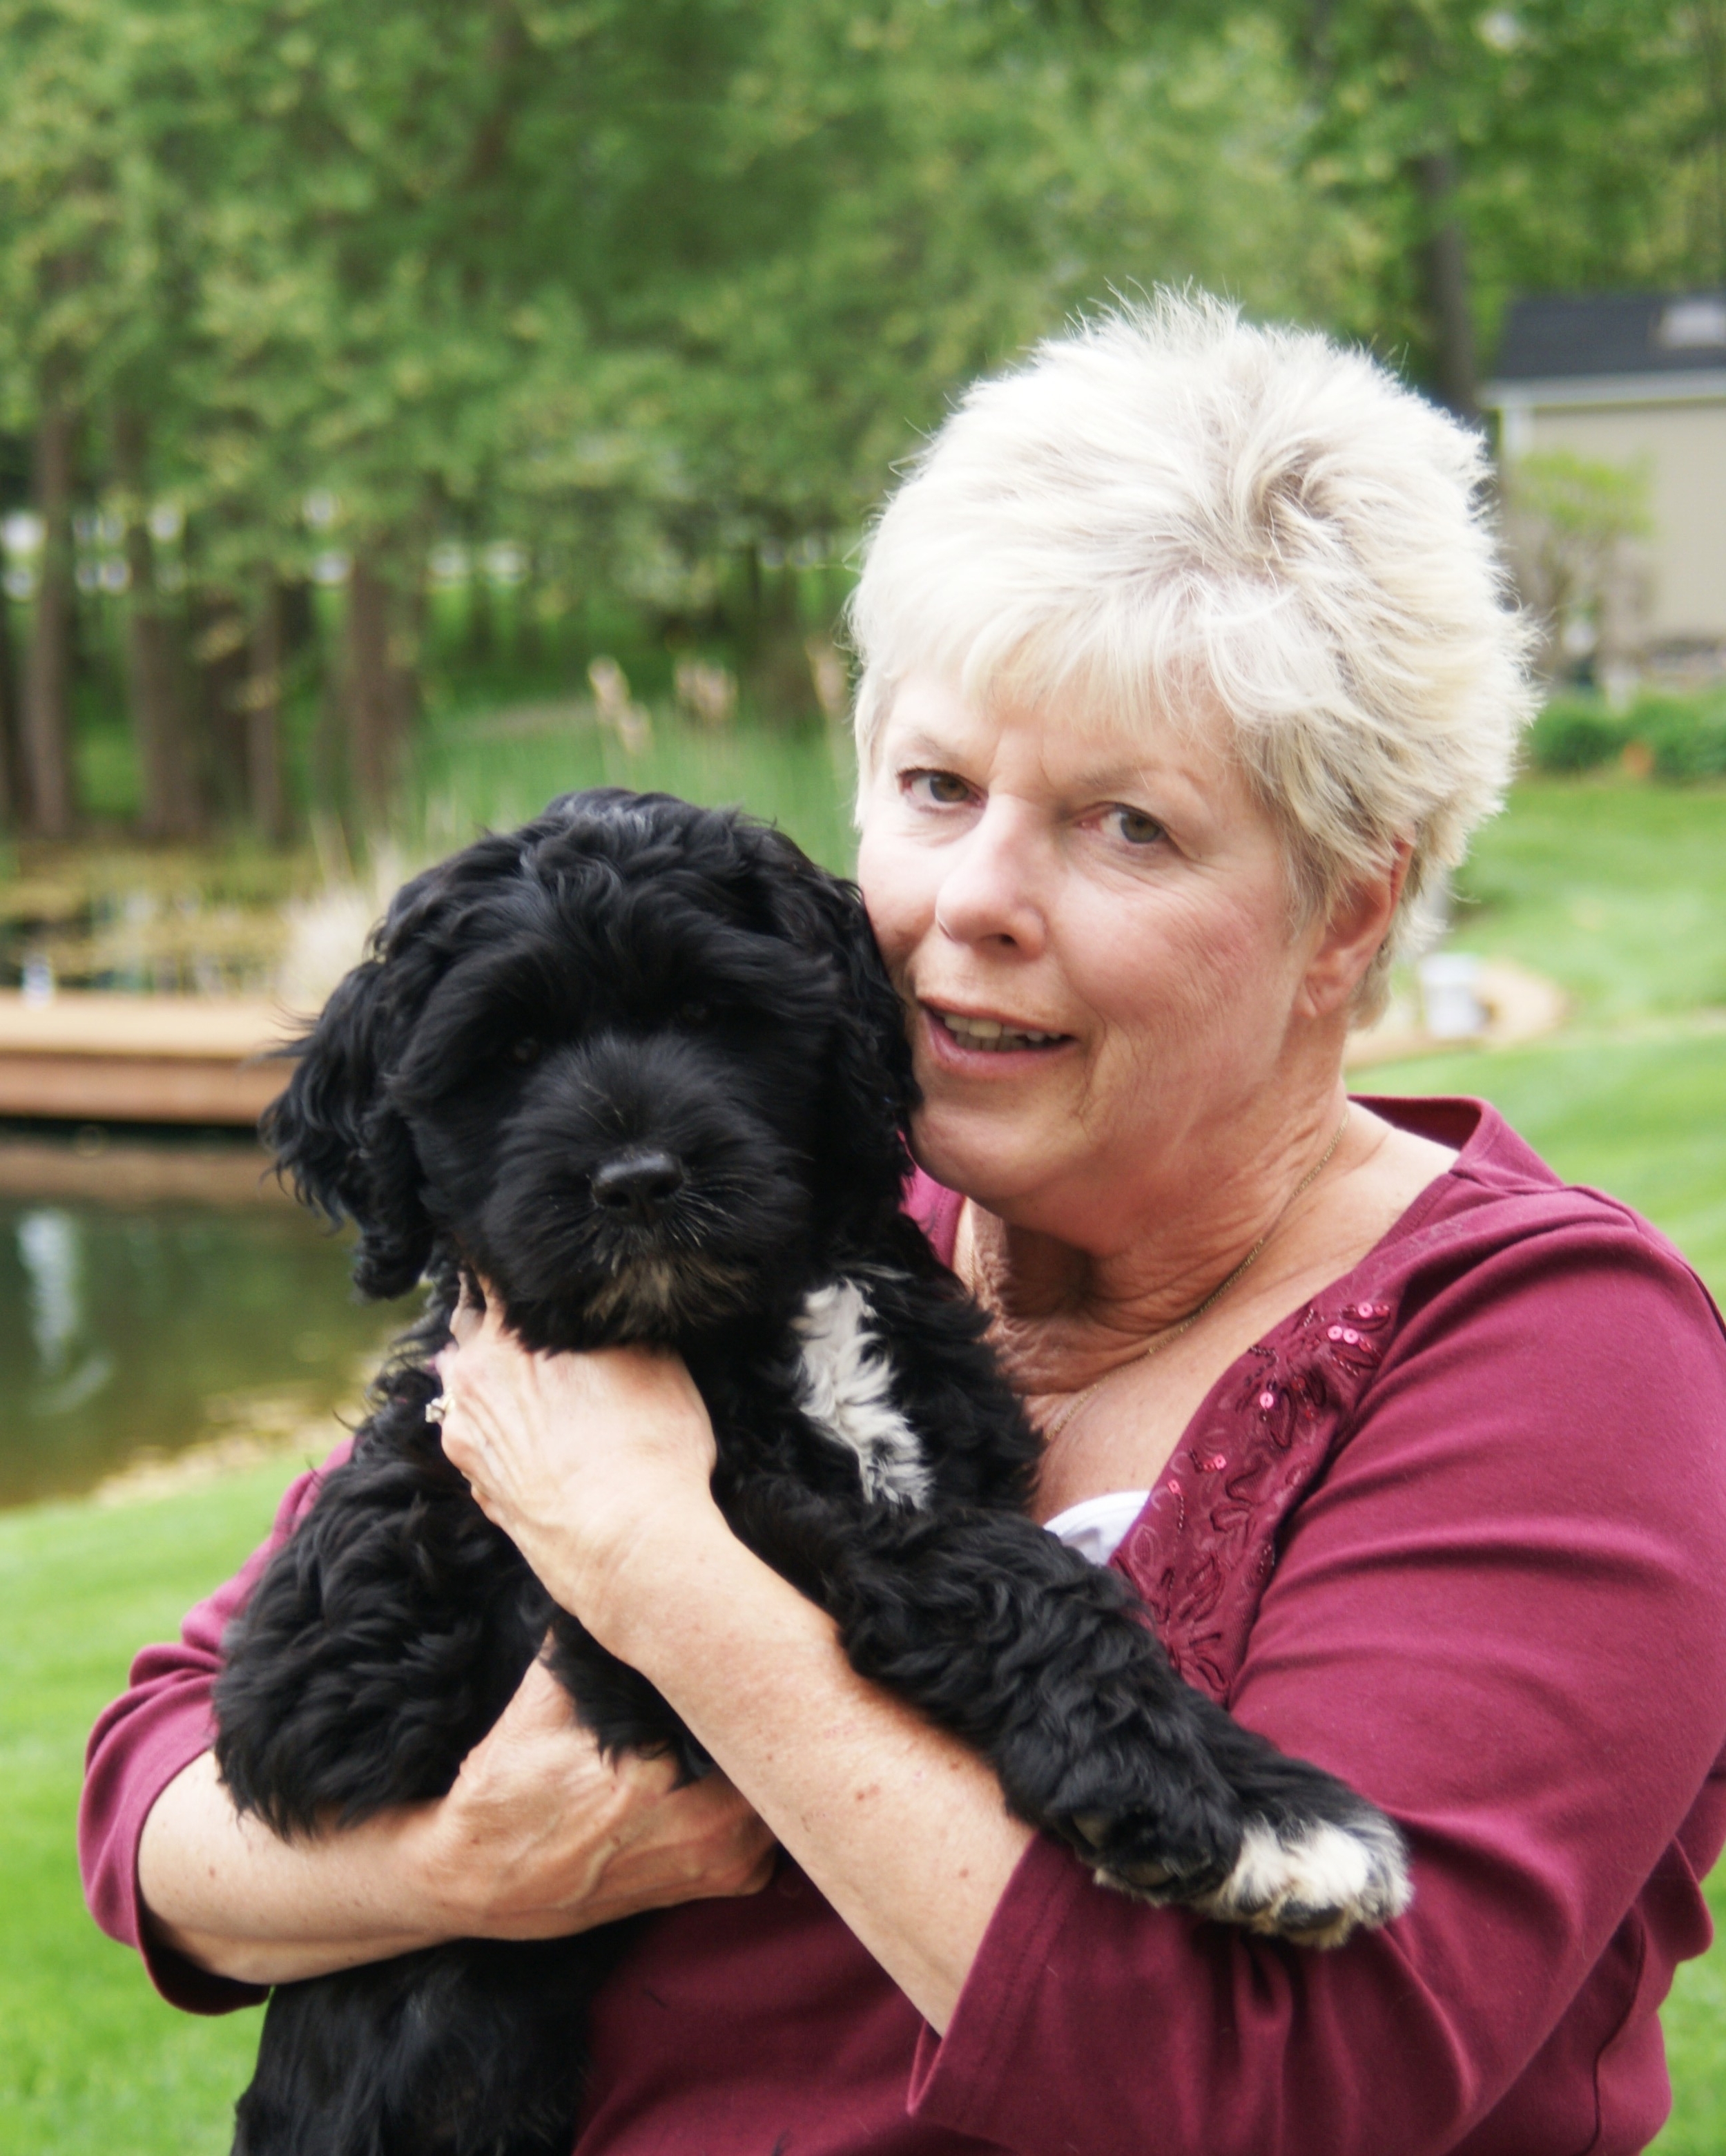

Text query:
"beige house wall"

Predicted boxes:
[[1517, 400, 1726, 643]]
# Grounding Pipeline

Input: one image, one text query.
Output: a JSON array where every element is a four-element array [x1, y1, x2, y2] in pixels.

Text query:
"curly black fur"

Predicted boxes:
[[214, 789, 1408, 2156]]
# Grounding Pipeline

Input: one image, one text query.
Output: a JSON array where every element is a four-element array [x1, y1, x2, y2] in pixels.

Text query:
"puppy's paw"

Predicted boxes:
[[1062, 1807, 1226, 1902], [1195, 1807, 1411, 1947]]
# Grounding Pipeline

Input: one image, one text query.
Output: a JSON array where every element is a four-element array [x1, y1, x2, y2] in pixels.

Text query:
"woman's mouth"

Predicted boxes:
[[926, 1006, 1073, 1056]]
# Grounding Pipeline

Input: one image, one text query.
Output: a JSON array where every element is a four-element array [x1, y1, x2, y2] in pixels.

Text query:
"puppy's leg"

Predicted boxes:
[[735, 1488, 1409, 1946], [235, 1938, 617, 2156], [215, 1394, 543, 1832], [544, 1608, 712, 1780], [217, 1392, 601, 2156]]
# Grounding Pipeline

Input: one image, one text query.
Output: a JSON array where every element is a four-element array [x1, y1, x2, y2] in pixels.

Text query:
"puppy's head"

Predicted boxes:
[[264, 791, 915, 1345]]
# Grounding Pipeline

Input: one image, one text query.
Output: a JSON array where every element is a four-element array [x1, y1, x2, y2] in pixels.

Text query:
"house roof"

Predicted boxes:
[[1491, 292, 1726, 385]]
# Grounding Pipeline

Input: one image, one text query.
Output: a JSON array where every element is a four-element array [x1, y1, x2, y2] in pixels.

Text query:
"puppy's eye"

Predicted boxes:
[[510, 1037, 544, 1066], [679, 1001, 712, 1027]]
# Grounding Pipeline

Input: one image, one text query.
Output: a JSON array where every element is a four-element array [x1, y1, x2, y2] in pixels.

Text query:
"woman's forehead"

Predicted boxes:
[[881, 672, 1233, 792]]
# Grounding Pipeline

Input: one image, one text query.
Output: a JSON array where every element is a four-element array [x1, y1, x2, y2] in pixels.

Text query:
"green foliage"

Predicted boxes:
[[1631, 693, 1726, 784], [1509, 451, 1653, 548], [0, 0, 1718, 843], [0, 0, 1375, 840], [1276, 0, 1726, 390], [411, 699, 860, 874], [1502, 449, 1653, 679], [1524, 693, 1726, 783], [1524, 697, 1628, 774]]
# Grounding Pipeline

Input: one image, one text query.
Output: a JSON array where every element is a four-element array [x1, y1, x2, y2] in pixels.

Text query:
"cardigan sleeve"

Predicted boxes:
[[78, 1443, 352, 2014], [908, 1220, 1726, 2156]]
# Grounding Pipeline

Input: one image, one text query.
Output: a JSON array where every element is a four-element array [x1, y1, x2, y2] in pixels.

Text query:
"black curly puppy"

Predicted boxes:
[[214, 787, 1409, 2156]]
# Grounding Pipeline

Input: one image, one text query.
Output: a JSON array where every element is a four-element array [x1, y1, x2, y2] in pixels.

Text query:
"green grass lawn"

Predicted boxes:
[[1367, 1028, 1726, 1305], [0, 1470, 280, 2155], [1453, 777, 1726, 1023]]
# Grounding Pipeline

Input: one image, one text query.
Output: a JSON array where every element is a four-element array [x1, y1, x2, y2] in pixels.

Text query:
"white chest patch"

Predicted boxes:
[[793, 1278, 931, 1508]]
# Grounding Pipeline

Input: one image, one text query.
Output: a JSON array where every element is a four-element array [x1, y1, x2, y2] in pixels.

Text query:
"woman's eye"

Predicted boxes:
[[510, 1037, 543, 1066], [1106, 806, 1165, 847], [904, 769, 973, 807]]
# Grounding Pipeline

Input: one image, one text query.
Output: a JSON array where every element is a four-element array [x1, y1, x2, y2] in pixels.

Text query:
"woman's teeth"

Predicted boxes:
[[938, 1012, 1062, 1052]]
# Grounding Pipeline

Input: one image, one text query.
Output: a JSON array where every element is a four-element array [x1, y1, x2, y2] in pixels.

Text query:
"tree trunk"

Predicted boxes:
[[1413, 149, 1479, 423], [22, 402, 77, 838], [465, 559, 495, 664], [515, 579, 542, 671], [115, 410, 200, 840], [346, 553, 411, 823], [193, 597, 250, 819], [247, 579, 287, 841], [0, 579, 20, 829]]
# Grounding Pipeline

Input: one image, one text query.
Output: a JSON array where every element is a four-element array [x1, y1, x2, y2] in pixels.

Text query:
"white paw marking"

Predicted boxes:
[[1201, 1814, 1412, 1947], [794, 1279, 931, 1508]]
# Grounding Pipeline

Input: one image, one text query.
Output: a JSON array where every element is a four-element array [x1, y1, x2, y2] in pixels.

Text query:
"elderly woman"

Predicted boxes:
[[85, 297, 1726, 2156]]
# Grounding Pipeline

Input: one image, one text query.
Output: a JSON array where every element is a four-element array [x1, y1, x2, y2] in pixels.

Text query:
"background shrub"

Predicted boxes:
[[1525, 696, 1628, 774], [1526, 690, 1726, 783], [1629, 694, 1726, 783]]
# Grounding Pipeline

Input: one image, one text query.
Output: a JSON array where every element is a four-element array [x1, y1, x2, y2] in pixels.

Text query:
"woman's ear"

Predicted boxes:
[[261, 956, 435, 1301], [1298, 843, 1410, 1020]]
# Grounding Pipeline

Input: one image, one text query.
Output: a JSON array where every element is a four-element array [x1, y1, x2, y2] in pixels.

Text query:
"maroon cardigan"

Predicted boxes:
[[81, 1099, 1726, 2155]]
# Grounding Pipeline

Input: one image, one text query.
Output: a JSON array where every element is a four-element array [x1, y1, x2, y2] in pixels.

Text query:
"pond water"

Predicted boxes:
[[0, 1137, 413, 1508]]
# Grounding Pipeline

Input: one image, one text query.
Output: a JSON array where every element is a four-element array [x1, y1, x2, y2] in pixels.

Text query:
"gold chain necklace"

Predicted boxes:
[[1037, 1108, 1351, 1446]]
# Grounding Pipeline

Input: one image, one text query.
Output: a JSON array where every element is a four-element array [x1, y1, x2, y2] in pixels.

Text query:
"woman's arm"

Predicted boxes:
[[138, 1660, 775, 1987], [81, 1446, 772, 2004], [579, 1490, 1031, 2029]]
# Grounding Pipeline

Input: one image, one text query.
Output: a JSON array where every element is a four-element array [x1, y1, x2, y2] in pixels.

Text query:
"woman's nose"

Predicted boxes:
[[933, 809, 1047, 953]]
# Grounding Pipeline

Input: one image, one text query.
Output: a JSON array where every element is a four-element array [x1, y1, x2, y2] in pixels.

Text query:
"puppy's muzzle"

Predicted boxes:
[[591, 1148, 686, 1224]]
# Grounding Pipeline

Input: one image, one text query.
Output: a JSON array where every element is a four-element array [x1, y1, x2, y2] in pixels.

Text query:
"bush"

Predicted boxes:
[[1526, 691, 1726, 784], [1526, 697, 1627, 774], [1629, 695, 1726, 784]]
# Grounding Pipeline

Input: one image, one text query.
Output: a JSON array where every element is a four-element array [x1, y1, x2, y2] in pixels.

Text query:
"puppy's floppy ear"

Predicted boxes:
[[759, 836, 918, 1220], [261, 954, 433, 1302]]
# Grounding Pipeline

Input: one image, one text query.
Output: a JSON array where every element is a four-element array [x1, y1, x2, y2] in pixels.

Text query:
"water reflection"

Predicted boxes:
[[0, 1146, 411, 1508], [17, 1207, 114, 1414]]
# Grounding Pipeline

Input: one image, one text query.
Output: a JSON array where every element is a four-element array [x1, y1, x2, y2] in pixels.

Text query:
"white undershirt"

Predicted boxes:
[[1043, 1489, 1152, 1568]]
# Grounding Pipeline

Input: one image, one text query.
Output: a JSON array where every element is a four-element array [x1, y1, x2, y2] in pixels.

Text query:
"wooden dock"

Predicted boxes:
[[0, 990, 298, 1124]]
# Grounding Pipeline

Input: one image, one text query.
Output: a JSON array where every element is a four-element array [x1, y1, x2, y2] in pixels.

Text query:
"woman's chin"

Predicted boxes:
[[909, 1105, 1069, 1212]]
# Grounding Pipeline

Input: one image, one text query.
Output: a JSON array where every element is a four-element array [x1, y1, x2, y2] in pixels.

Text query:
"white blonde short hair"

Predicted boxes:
[[848, 291, 1538, 1019]]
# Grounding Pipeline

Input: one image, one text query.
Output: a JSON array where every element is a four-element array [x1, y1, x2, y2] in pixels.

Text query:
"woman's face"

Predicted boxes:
[[855, 674, 1324, 1242]]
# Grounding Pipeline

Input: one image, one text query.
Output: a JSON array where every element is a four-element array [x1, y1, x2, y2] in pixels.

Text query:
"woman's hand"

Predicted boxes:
[[410, 1650, 775, 1939], [140, 1650, 774, 1986], [435, 1293, 724, 1638]]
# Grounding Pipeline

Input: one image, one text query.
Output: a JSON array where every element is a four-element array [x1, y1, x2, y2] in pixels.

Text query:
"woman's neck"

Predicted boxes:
[[955, 1088, 1355, 1399]]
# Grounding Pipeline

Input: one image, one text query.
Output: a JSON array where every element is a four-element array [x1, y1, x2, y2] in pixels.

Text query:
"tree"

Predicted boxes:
[[0, 0, 1716, 843], [21, 400, 77, 836], [1283, 1, 1726, 414]]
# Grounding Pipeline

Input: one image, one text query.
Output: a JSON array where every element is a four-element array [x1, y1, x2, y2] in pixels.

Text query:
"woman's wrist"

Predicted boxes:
[[567, 1486, 740, 1662], [388, 1795, 489, 1936]]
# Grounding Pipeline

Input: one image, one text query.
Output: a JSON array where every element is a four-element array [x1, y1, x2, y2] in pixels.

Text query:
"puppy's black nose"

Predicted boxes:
[[591, 1148, 686, 1222]]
